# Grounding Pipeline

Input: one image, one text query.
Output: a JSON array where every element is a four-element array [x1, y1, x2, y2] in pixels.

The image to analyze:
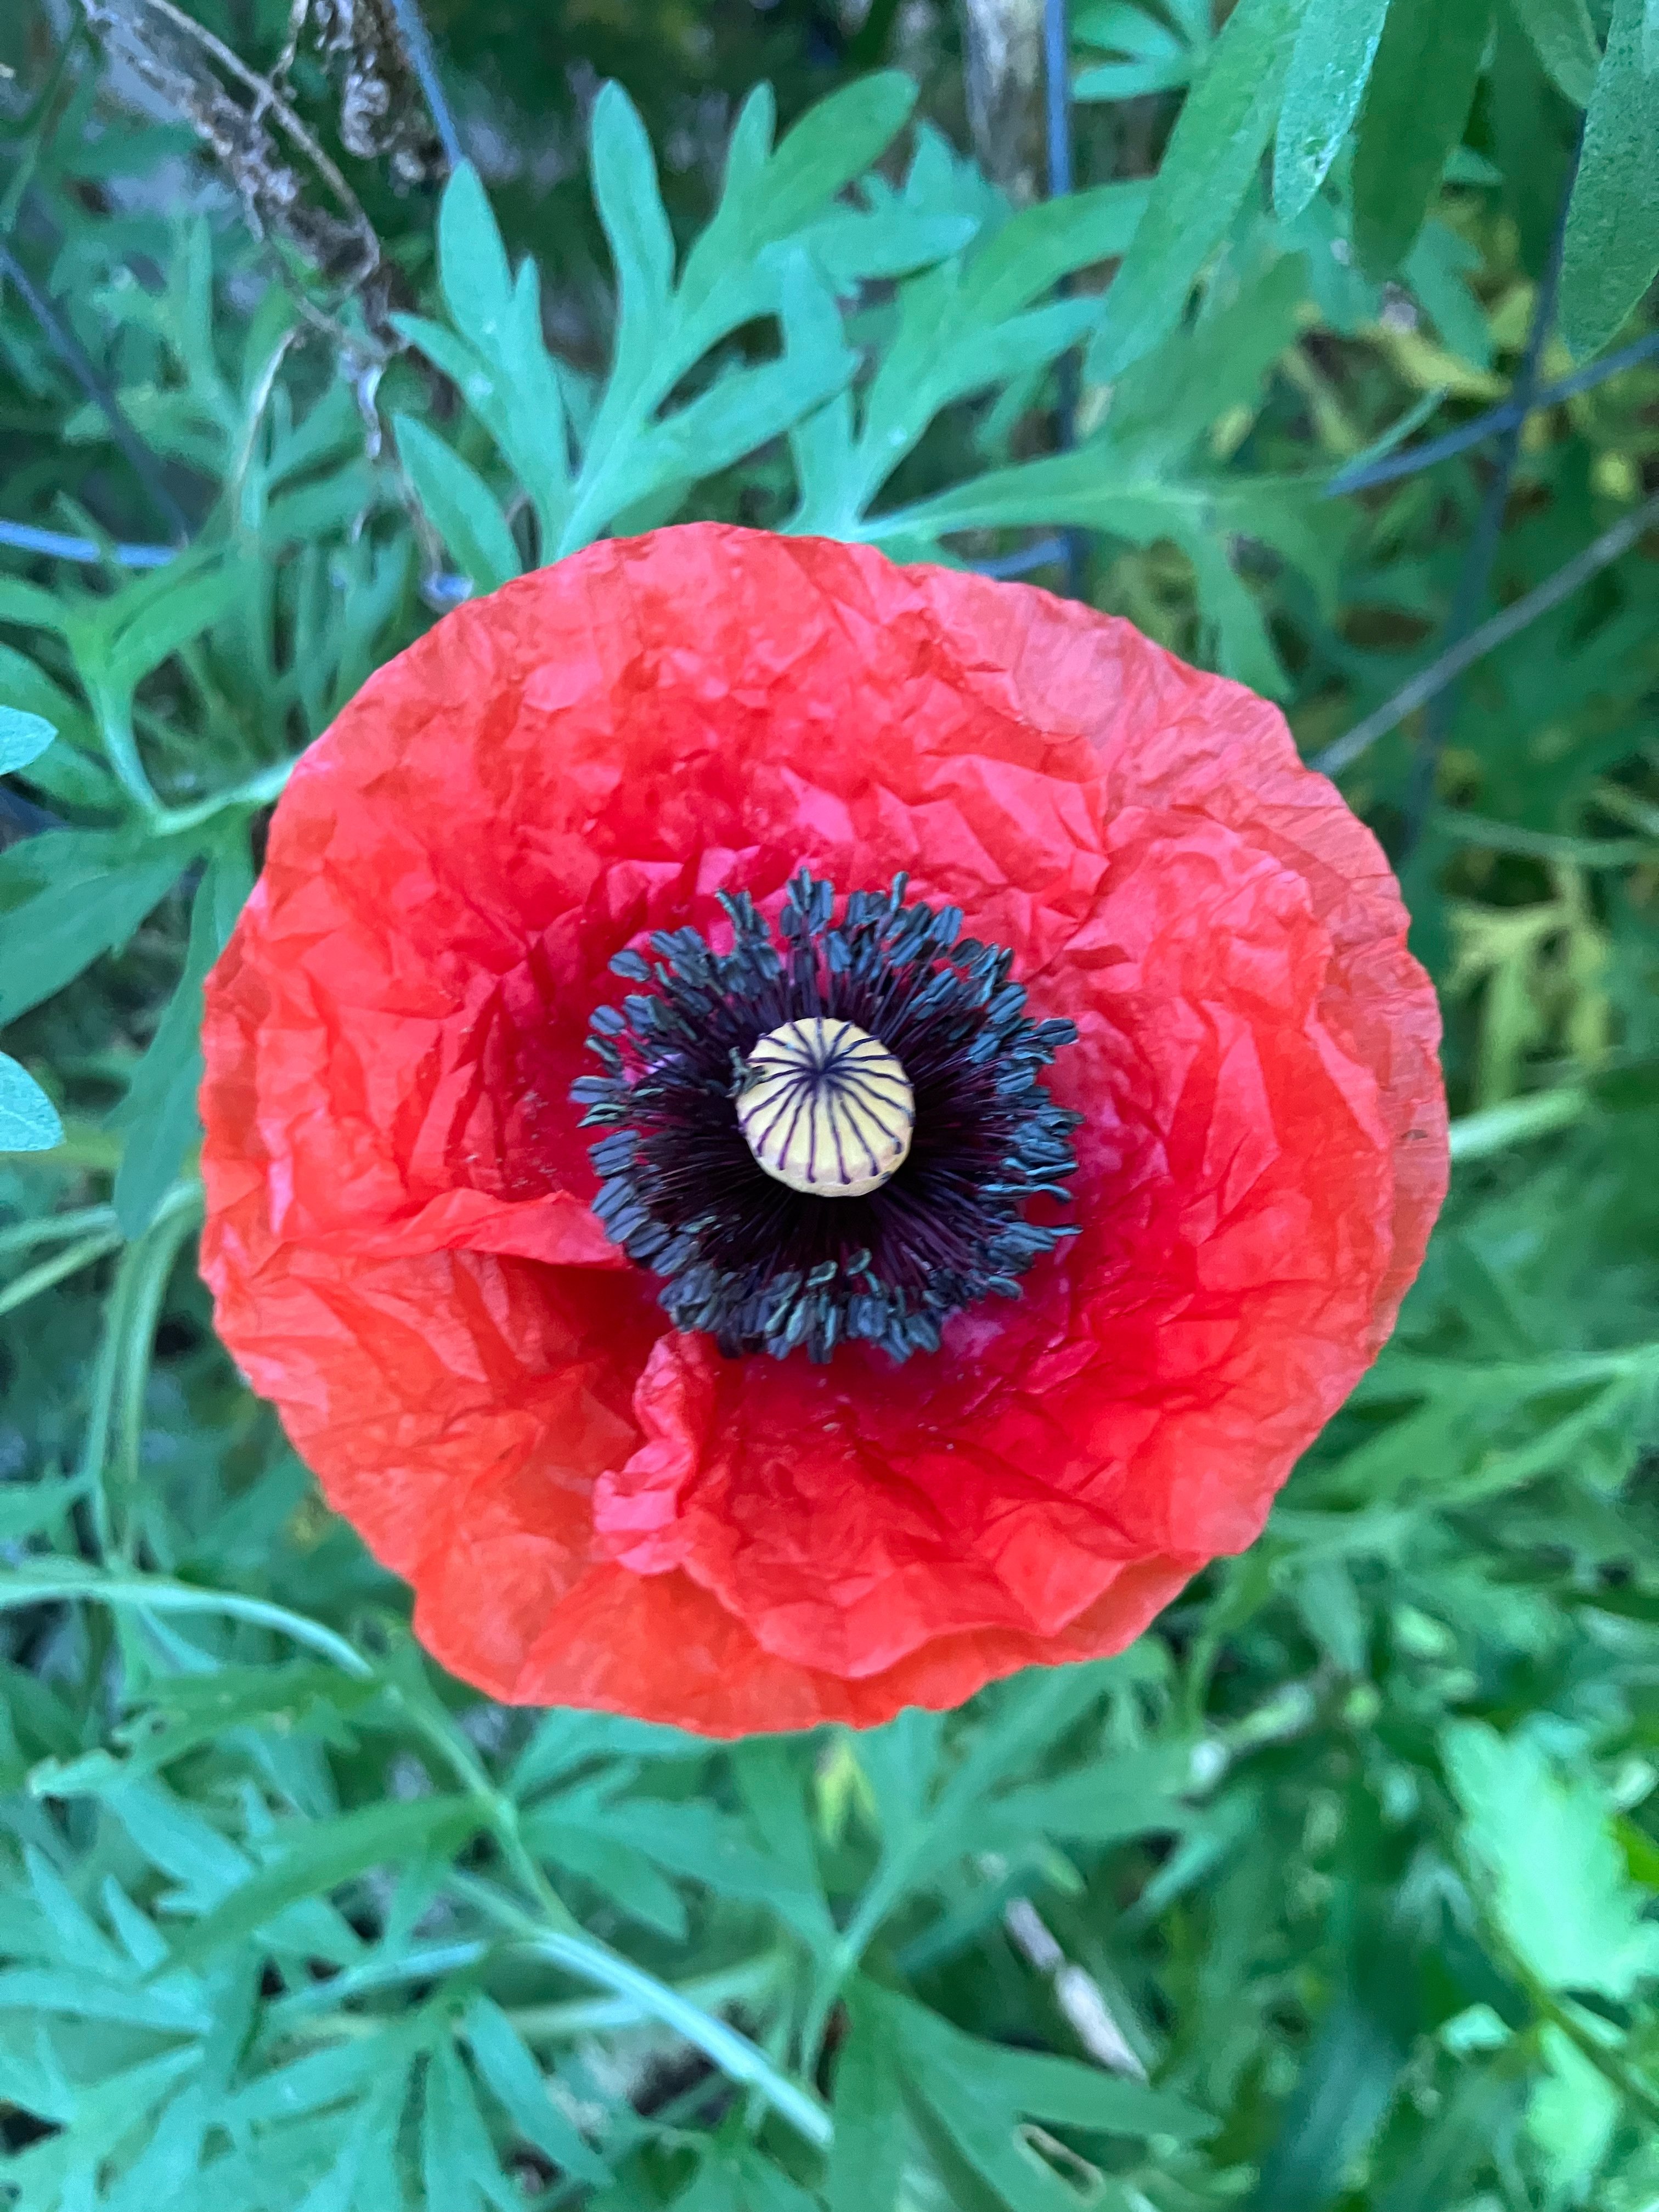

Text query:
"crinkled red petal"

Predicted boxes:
[[200, 524, 1446, 1733]]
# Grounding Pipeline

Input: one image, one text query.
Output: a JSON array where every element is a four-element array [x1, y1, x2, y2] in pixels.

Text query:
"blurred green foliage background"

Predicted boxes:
[[1, 1, 1657, 2205]]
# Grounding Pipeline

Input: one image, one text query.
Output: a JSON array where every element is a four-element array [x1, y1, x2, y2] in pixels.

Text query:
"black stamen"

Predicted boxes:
[[575, 869, 1081, 1364]]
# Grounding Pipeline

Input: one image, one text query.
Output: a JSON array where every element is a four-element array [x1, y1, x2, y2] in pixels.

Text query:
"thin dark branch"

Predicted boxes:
[[383, 0, 464, 173], [1312, 489, 1659, 778], [0, 783, 62, 837], [1328, 329, 1659, 497], [1043, 0, 1085, 597], [973, 535, 1070, 580], [0, 519, 176, 568], [1043, 0, 1074, 206], [1396, 137, 1581, 857], [0, 236, 191, 541]]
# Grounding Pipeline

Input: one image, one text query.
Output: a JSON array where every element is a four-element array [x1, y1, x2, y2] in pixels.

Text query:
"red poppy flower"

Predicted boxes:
[[199, 523, 1446, 1736]]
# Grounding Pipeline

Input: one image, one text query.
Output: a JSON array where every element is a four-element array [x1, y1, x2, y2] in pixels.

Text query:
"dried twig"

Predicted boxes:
[[313, 0, 450, 182], [960, 0, 1046, 204], [82, 0, 382, 294], [1000, 1891, 1149, 2079]]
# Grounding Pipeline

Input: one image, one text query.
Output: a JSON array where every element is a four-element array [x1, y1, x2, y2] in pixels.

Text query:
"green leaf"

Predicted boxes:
[[1103, 253, 1307, 462], [507, 1707, 710, 1797], [1505, 0, 1602, 106], [0, 575, 72, 633], [0, 646, 112, 806], [746, 70, 916, 243], [1087, 0, 1305, 381], [223, 2027, 422, 2128], [680, 72, 918, 317], [1247, 1998, 1409, 2211], [0, 2048, 199, 2203], [964, 182, 1150, 321], [589, 252, 855, 536], [420, 2040, 515, 2212], [393, 415, 521, 592], [98, 555, 245, 696], [0, 706, 55, 776], [411, 166, 572, 546], [798, 179, 1147, 532], [800, 201, 979, 289], [112, 849, 250, 1235], [1405, 221, 1494, 366], [1560, 0, 1659, 356], [1370, 2068, 1526, 2212], [161, 1795, 489, 1969], [109, 1661, 375, 1779], [928, 2034, 1216, 2143], [106, 1779, 257, 1908], [1525, 2025, 1619, 2196], [873, 1983, 1211, 2211], [463, 1995, 612, 2185], [1352, 0, 1494, 274], [827, 1983, 905, 2212], [872, 461, 1327, 696], [395, 308, 571, 543], [526, 1784, 827, 1949], [589, 80, 675, 381], [868, 1982, 1216, 2152], [1274, 0, 1393, 218], [24, 1846, 126, 1983], [437, 161, 515, 348], [977, 1743, 1194, 1851], [671, 2146, 821, 2212], [1442, 1720, 1659, 1996], [1074, 0, 1204, 98], [499, 264, 574, 533], [525, 1812, 688, 1939], [0, 1475, 83, 1538], [290, 2094, 385, 2212], [0, 831, 194, 1025], [0, 1964, 210, 2034], [0, 1051, 62, 1152]]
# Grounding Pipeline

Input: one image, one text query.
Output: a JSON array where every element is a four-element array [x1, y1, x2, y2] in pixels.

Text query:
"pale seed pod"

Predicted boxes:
[[736, 1018, 913, 1198]]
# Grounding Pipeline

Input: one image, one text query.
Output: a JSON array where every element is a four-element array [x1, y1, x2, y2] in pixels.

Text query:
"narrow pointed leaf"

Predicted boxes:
[[1560, 0, 1659, 356], [1274, 0, 1394, 218], [1088, 0, 1304, 380], [0, 1052, 62, 1151], [1352, 0, 1493, 274]]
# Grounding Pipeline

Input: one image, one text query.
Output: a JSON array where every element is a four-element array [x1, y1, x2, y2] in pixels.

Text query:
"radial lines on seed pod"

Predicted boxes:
[[737, 1017, 915, 1198]]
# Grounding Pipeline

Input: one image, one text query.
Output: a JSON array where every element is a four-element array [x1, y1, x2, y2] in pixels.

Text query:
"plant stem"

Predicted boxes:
[[0, 232, 190, 541], [1329, 328, 1659, 496], [0, 1229, 123, 1316], [0, 1206, 119, 1263], [384, 0, 464, 171], [0, 1564, 374, 1677], [1395, 136, 1578, 859], [1313, 490, 1659, 777]]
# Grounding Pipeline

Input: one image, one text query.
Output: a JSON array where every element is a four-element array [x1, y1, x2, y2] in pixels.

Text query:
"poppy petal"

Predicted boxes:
[[201, 524, 1446, 1733]]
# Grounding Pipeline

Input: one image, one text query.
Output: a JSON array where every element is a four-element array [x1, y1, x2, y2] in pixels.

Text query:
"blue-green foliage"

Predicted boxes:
[[0, 1, 1657, 2205]]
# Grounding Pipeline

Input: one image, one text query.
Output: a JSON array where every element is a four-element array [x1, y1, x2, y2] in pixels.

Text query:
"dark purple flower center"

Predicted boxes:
[[573, 870, 1080, 1363]]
